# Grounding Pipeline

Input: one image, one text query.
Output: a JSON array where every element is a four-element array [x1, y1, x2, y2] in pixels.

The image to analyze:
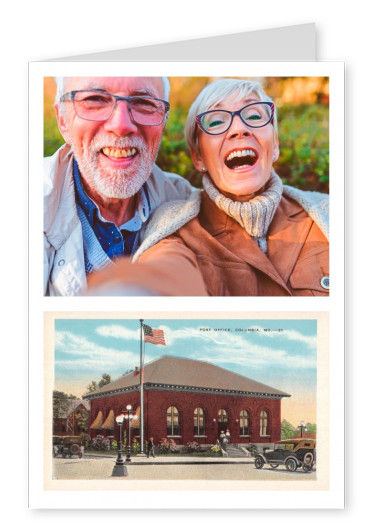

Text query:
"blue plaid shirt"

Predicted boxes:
[[73, 160, 150, 259]]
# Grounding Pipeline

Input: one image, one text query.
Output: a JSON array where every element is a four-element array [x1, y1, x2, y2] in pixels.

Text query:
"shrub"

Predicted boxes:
[[91, 435, 111, 451], [79, 433, 91, 449], [111, 440, 118, 451], [184, 441, 201, 453], [210, 445, 221, 455], [158, 438, 177, 454], [131, 438, 140, 454]]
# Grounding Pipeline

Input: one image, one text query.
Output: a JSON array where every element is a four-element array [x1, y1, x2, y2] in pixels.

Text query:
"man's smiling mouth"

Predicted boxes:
[[225, 148, 258, 169], [101, 147, 138, 158]]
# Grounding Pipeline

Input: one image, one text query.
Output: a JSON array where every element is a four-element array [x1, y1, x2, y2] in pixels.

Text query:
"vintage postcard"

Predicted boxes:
[[38, 311, 336, 509]]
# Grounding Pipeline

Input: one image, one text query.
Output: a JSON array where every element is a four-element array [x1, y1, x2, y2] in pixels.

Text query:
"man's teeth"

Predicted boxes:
[[226, 149, 256, 161], [102, 147, 137, 158]]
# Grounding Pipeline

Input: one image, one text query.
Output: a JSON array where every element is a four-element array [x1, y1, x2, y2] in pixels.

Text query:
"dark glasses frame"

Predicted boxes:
[[195, 101, 275, 135], [60, 90, 170, 125]]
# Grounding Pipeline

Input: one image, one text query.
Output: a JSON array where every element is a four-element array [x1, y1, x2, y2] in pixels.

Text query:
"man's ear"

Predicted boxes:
[[55, 103, 71, 145], [190, 146, 205, 172]]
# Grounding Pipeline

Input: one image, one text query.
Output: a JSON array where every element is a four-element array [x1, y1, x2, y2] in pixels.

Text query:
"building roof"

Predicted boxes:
[[84, 356, 290, 400]]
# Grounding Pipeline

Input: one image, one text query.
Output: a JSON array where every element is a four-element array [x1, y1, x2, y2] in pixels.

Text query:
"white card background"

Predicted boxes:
[[3, 0, 373, 526]]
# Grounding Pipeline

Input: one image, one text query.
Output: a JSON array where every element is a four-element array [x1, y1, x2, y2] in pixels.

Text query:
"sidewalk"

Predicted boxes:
[[84, 452, 255, 465]]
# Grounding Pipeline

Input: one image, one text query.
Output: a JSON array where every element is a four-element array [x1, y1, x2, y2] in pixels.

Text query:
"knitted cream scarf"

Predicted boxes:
[[202, 170, 283, 253]]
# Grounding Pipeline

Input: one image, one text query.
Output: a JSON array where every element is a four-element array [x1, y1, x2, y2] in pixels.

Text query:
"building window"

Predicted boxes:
[[240, 410, 249, 436], [260, 410, 268, 436], [194, 407, 205, 436], [167, 406, 180, 436], [218, 409, 228, 424]]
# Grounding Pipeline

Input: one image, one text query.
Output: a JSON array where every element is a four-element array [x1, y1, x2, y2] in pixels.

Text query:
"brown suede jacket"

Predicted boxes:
[[87, 191, 329, 296]]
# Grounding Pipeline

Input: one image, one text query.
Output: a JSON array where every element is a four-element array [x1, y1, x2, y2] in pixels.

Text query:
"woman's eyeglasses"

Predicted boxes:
[[196, 102, 274, 135]]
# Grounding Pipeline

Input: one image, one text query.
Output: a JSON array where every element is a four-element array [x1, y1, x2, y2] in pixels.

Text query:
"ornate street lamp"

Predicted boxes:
[[125, 405, 138, 462], [111, 413, 128, 477]]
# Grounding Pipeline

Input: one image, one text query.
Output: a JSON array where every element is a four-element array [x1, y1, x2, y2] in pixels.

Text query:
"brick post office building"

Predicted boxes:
[[84, 356, 290, 447]]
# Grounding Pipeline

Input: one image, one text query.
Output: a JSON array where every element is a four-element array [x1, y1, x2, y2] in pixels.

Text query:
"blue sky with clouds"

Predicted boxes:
[[54, 318, 317, 424]]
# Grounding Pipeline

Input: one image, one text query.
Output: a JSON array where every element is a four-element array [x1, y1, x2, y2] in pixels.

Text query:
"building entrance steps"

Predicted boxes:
[[223, 445, 249, 458]]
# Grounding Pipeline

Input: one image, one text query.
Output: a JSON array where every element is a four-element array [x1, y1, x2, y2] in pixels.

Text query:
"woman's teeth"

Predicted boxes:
[[225, 149, 258, 169], [102, 147, 137, 158]]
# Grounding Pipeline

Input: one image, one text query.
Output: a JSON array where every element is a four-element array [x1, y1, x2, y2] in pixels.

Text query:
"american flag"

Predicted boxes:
[[143, 324, 166, 346]]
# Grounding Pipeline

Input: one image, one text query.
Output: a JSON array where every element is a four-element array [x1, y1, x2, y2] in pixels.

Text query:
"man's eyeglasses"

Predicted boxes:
[[60, 90, 170, 126], [195, 102, 275, 135]]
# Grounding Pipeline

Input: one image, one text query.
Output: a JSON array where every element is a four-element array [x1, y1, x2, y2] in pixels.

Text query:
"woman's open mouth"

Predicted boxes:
[[225, 148, 258, 170]]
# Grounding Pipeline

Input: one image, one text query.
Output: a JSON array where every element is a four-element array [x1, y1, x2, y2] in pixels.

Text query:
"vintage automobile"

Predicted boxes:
[[53, 436, 83, 458], [254, 438, 316, 472]]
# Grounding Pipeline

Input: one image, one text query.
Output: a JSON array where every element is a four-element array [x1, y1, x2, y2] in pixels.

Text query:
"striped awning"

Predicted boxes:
[[90, 411, 103, 430], [131, 406, 140, 428], [102, 410, 115, 430]]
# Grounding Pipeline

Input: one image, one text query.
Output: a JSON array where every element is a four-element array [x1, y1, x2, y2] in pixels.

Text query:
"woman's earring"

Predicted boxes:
[[201, 166, 206, 172], [272, 155, 276, 161]]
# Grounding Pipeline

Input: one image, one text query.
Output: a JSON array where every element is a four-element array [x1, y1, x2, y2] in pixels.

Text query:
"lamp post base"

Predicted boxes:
[[112, 463, 128, 477]]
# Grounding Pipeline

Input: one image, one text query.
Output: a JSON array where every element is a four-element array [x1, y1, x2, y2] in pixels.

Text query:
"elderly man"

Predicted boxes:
[[44, 76, 197, 296]]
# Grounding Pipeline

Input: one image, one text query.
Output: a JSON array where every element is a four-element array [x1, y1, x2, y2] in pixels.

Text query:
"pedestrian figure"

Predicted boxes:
[[147, 437, 156, 458], [219, 430, 226, 449], [225, 429, 231, 444]]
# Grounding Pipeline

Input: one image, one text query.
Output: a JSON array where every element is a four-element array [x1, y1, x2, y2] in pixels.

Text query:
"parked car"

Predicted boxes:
[[53, 436, 83, 458], [254, 438, 316, 472]]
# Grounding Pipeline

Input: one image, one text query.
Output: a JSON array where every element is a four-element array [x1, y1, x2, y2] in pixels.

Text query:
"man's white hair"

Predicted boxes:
[[185, 78, 278, 154], [54, 76, 170, 103]]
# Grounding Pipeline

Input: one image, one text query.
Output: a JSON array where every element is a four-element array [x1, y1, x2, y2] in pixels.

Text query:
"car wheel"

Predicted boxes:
[[70, 443, 81, 455], [303, 452, 314, 466], [254, 456, 264, 469], [270, 463, 279, 469], [285, 458, 297, 472]]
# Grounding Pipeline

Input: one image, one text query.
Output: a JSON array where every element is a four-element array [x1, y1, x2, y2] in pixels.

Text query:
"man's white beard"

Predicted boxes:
[[70, 133, 159, 199]]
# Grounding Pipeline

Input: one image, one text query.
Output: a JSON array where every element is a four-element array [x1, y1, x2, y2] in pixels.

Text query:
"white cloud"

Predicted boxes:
[[246, 324, 317, 349], [95, 325, 139, 341], [55, 330, 135, 364]]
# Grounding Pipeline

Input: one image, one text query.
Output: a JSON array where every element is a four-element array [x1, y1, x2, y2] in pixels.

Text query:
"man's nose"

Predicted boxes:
[[226, 114, 252, 139], [103, 100, 138, 136]]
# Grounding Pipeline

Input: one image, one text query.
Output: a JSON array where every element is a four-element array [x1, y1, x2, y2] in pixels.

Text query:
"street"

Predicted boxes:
[[52, 455, 316, 481]]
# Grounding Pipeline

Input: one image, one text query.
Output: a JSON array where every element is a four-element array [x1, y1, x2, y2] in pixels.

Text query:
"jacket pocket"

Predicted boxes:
[[289, 248, 329, 296]]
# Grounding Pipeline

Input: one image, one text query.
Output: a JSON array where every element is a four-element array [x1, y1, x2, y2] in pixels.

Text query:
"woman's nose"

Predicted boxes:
[[226, 114, 252, 139], [104, 100, 138, 136]]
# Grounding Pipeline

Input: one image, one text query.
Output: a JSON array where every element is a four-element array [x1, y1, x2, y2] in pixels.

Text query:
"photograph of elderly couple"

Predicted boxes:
[[44, 75, 329, 297]]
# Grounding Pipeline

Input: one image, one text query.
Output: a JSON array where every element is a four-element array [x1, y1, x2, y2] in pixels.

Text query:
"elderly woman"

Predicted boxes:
[[88, 79, 329, 296]]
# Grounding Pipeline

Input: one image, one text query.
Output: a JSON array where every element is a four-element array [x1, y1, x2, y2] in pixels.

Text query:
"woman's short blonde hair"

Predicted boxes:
[[185, 78, 278, 154]]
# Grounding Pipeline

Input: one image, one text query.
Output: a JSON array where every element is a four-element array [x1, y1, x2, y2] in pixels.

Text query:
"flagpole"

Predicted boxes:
[[139, 318, 145, 456]]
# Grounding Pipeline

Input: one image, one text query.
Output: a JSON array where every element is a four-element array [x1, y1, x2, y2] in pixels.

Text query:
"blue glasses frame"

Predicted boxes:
[[195, 101, 275, 135]]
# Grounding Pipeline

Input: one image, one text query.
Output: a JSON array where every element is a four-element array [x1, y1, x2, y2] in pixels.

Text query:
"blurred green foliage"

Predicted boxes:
[[44, 101, 329, 194], [275, 104, 329, 193], [44, 112, 65, 157]]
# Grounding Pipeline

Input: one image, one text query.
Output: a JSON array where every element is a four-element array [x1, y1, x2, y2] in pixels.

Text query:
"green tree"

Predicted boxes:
[[87, 381, 98, 393], [306, 423, 317, 434], [75, 409, 89, 433], [87, 374, 112, 393], [53, 390, 77, 418], [98, 374, 111, 388], [280, 419, 298, 440]]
